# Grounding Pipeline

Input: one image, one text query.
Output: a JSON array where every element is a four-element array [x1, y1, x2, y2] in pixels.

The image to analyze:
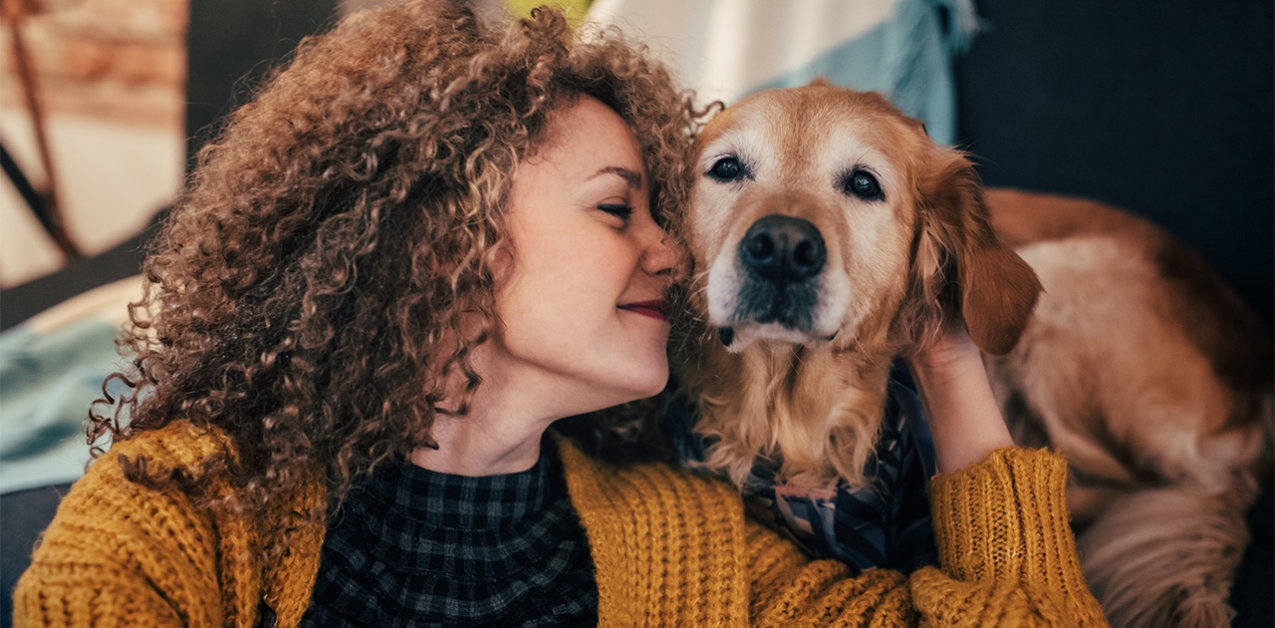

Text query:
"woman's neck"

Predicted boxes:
[[410, 340, 629, 476], [408, 405, 552, 476]]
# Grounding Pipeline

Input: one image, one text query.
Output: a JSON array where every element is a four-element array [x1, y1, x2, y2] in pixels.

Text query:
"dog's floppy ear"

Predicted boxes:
[[912, 149, 1042, 355]]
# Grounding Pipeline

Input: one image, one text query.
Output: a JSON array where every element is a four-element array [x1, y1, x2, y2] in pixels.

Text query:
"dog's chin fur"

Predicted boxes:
[[674, 317, 896, 490]]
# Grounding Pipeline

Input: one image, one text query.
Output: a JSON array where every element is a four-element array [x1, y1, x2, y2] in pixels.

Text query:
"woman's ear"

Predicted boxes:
[[914, 148, 1042, 356]]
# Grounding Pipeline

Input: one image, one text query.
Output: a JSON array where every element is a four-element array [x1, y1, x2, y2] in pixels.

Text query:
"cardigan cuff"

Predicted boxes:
[[927, 447, 1083, 586]]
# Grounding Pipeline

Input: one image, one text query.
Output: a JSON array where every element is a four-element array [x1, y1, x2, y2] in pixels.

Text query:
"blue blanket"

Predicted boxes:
[[0, 278, 137, 494]]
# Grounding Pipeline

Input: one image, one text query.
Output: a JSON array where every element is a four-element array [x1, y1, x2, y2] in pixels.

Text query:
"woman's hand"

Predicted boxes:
[[906, 328, 1015, 474]]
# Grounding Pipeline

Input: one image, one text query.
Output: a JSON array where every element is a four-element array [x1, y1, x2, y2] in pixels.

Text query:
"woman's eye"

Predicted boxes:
[[842, 169, 883, 201], [707, 156, 746, 182], [598, 203, 634, 221]]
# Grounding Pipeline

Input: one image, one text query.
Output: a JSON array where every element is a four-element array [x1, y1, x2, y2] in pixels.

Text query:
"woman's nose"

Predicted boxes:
[[641, 225, 688, 284]]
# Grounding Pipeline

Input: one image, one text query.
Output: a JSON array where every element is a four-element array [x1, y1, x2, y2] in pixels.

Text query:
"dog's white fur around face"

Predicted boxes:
[[693, 90, 918, 353]]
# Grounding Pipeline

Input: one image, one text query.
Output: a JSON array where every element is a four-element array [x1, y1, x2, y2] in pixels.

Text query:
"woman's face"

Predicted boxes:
[[487, 96, 682, 417]]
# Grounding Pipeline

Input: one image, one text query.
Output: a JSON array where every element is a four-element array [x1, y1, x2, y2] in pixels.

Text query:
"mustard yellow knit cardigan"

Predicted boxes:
[[14, 422, 1109, 627]]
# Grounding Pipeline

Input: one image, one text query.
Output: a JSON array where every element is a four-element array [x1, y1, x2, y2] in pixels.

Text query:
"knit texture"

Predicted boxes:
[[11, 421, 325, 628], [13, 423, 1109, 627]]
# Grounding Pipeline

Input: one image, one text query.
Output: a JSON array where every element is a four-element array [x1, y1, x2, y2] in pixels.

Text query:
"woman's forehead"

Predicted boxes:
[[532, 97, 649, 180]]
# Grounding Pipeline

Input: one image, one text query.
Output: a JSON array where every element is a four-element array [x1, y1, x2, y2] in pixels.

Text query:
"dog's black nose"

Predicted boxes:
[[739, 215, 826, 283]]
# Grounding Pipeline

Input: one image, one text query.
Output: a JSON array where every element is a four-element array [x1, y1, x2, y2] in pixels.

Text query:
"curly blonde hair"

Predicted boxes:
[[91, 0, 702, 528]]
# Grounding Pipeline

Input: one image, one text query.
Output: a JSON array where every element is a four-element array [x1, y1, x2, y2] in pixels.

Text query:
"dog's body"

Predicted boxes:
[[674, 83, 1272, 627], [982, 188, 1272, 627]]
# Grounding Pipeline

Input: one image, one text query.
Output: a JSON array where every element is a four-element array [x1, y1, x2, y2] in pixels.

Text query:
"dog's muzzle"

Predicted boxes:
[[732, 215, 826, 331]]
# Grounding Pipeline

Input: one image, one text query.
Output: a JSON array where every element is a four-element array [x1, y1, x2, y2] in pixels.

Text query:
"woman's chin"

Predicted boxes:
[[627, 367, 670, 401]]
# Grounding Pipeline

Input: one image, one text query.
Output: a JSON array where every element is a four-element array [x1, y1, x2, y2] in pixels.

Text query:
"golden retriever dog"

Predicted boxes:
[[672, 81, 1272, 628]]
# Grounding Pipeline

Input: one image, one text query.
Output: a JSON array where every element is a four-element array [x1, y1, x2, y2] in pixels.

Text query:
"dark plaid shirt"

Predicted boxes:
[[300, 439, 598, 627]]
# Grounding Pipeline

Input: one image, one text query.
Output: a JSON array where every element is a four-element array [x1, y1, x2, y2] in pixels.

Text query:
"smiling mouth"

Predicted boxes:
[[618, 300, 669, 322]]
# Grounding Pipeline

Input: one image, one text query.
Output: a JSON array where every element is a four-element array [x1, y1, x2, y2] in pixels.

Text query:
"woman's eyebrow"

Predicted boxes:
[[588, 166, 643, 189]]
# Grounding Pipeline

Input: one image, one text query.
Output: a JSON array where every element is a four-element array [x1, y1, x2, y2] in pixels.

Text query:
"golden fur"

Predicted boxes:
[[671, 82, 1039, 490], [673, 82, 1273, 627]]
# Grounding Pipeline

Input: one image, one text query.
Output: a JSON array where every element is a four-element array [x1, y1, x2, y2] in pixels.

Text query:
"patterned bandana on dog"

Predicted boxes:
[[664, 363, 939, 575]]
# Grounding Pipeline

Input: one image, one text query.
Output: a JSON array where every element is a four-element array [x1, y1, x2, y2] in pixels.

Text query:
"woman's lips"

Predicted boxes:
[[618, 300, 669, 322]]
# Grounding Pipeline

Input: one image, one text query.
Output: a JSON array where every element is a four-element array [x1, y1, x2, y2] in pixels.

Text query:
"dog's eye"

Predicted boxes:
[[708, 157, 746, 182], [843, 170, 884, 201]]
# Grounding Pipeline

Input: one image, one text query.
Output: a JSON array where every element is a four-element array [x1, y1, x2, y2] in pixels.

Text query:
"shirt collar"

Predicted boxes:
[[366, 440, 553, 530]]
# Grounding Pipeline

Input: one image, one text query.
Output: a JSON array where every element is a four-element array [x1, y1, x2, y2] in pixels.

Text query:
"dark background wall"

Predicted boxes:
[[185, 0, 341, 170], [955, 0, 1274, 331]]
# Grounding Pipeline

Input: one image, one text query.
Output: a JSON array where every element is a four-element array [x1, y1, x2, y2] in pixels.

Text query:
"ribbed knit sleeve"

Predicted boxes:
[[560, 435, 919, 626], [13, 423, 235, 628], [12, 421, 327, 628], [911, 447, 1110, 627], [740, 520, 916, 626], [561, 437, 1108, 627]]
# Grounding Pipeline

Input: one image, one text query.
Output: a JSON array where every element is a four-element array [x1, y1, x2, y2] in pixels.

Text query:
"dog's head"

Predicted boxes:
[[684, 82, 1040, 359]]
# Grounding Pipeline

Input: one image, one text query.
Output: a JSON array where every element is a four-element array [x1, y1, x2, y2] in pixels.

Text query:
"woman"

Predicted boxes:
[[14, 2, 1108, 627]]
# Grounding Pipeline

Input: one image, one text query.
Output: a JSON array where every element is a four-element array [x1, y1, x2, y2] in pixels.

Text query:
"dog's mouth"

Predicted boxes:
[[707, 214, 846, 352]]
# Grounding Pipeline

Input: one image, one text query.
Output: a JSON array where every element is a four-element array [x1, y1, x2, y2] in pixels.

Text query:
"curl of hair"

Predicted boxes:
[[90, 0, 705, 550]]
